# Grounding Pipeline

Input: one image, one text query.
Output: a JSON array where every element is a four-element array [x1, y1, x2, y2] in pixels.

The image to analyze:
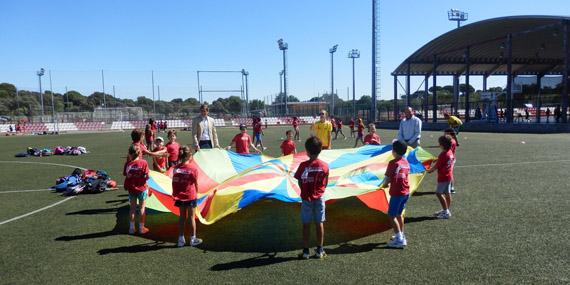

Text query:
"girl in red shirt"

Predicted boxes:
[[152, 137, 168, 173], [124, 145, 150, 234], [280, 130, 297, 156], [166, 130, 180, 168], [353, 118, 366, 147], [172, 146, 203, 247]]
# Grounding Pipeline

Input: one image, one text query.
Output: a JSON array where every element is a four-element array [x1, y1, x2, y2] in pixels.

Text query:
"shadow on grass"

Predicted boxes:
[[405, 216, 438, 224], [412, 191, 436, 197], [105, 198, 129, 205], [210, 253, 297, 271], [58, 198, 445, 255]]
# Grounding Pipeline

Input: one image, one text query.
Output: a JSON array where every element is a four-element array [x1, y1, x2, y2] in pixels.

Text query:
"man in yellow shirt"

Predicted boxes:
[[311, 110, 333, 149]]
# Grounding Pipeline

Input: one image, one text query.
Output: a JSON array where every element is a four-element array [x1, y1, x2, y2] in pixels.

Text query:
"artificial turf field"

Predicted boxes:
[[0, 125, 569, 284]]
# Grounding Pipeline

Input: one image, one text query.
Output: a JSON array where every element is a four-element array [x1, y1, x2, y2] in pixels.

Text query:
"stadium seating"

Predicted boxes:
[[46, 123, 78, 132], [22, 123, 48, 133], [76, 121, 105, 131], [111, 121, 135, 130]]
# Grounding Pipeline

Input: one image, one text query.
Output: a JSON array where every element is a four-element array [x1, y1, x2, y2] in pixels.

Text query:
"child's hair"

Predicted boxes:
[[392, 140, 407, 156], [128, 144, 141, 158], [368, 123, 376, 130], [167, 129, 177, 138], [148, 118, 154, 124], [200, 103, 209, 111], [130, 129, 144, 142], [438, 135, 453, 150], [305, 136, 322, 156], [178, 145, 192, 162], [285, 130, 293, 136]]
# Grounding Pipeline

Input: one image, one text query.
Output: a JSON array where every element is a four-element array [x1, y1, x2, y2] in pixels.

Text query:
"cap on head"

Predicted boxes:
[[155, 136, 164, 142], [239, 124, 247, 130]]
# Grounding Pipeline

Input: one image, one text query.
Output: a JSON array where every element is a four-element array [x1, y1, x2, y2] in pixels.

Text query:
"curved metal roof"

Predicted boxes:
[[392, 16, 570, 76]]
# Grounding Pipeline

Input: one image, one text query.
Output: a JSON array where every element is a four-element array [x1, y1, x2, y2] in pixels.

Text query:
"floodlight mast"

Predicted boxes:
[[37, 68, 45, 117], [278, 38, 288, 115], [448, 9, 468, 28], [329, 44, 338, 115], [348, 49, 360, 118]]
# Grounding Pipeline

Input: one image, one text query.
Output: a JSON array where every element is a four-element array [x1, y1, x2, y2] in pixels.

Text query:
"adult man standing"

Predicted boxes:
[[192, 104, 220, 150], [396, 107, 422, 148], [311, 110, 333, 150]]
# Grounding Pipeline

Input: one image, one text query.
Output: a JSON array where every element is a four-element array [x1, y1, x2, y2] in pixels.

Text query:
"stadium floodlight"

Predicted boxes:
[[36, 68, 45, 117], [277, 38, 288, 115], [348, 49, 360, 117], [329, 44, 338, 115], [242, 69, 249, 115], [448, 9, 468, 28]]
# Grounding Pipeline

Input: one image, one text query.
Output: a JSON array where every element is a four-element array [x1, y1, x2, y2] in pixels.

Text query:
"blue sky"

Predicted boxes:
[[1, 0, 569, 103]]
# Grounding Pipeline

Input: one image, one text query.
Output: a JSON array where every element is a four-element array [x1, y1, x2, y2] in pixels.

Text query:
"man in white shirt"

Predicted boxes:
[[396, 107, 422, 148], [192, 104, 220, 150]]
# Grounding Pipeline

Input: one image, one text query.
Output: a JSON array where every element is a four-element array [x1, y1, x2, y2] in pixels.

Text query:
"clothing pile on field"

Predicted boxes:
[[52, 168, 118, 196], [14, 146, 88, 157]]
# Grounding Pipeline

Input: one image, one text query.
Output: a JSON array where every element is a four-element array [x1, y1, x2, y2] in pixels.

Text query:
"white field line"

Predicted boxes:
[[0, 185, 124, 194], [0, 196, 76, 226], [455, 159, 570, 169], [0, 160, 86, 170]]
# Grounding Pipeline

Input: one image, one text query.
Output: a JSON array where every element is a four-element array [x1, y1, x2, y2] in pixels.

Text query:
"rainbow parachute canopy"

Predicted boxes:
[[146, 145, 434, 224]]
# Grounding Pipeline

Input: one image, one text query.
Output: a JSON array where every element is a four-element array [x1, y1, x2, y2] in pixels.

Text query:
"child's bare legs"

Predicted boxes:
[[129, 198, 137, 233], [396, 215, 404, 233], [316, 222, 324, 247], [139, 198, 148, 233], [444, 193, 452, 209], [178, 205, 188, 238], [436, 193, 448, 210], [302, 223, 310, 249], [189, 207, 197, 238]]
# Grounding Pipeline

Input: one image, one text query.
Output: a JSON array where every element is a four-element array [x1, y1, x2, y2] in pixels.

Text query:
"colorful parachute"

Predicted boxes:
[[146, 145, 435, 224]]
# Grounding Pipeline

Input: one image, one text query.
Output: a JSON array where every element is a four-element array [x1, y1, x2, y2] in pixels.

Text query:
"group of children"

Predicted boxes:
[[122, 120, 459, 255]]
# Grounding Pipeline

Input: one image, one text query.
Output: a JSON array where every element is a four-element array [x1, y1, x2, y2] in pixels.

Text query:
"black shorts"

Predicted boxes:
[[199, 140, 213, 149], [174, 199, 197, 208]]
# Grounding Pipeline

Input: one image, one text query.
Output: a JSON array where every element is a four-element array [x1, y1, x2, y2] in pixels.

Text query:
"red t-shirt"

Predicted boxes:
[[172, 162, 198, 201], [337, 119, 343, 128], [384, 157, 410, 196], [166, 141, 180, 162], [450, 139, 457, 155], [294, 159, 329, 201], [349, 120, 355, 129], [152, 146, 167, 171], [145, 125, 154, 142], [232, 133, 252, 154], [280, 139, 296, 156], [364, 133, 381, 145], [292, 118, 299, 128], [124, 159, 149, 194], [253, 122, 262, 133], [357, 122, 365, 135], [436, 149, 455, 182], [124, 141, 148, 175]]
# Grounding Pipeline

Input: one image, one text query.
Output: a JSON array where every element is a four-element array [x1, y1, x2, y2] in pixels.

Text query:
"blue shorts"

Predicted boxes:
[[301, 198, 326, 224], [255, 133, 262, 141], [129, 189, 148, 202], [388, 195, 409, 217]]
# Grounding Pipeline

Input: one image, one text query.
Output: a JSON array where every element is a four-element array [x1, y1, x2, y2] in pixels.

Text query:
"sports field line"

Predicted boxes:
[[0, 160, 86, 170], [0, 196, 76, 226], [455, 159, 570, 168], [0, 185, 124, 194]]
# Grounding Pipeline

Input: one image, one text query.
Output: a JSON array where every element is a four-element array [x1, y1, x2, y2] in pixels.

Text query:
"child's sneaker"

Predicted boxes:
[[190, 237, 203, 247], [401, 237, 408, 246], [177, 236, 186, 247], [387, 238, 405, 248], [451, 189, 456, 194], [314, 248, 327, 259], [139, 226, 150, 234], [128, 227, 135, 235], [433, 209, 445, 216], [437, 211, 451, 219], [298, 248, 310, 260]]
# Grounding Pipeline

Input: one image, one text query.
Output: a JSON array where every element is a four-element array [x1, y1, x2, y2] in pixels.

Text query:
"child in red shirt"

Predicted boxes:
[[353, 118, 366, 147], [227, 124, 260, 154], [349, 118, 355, 138], [152, 137, 168, 173], [253, 119, 266, 150], [280, 130, 297, 156], [427, 135, 455, 219], [166, 129, 180, 168], [381, 140, 410, 248], [294, 136, 329, 259], [172, 145, 203, 247], [124, 129, 159, 176], [444, 128, 458, 193], [292, 117, 300, 141], [364, 124, 382, 145], [124, 145, 150, 234]]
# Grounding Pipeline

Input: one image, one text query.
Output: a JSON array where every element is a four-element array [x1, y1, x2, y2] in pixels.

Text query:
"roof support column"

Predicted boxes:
[[563, 20, 569, 123], [506, 33, 513, 123], [406, 62, 411, 108], [536, 74, 543, 123], [465, 47, 471, 122], [393, 75, 399, 121], [453, 74, 459, 115], [424, 75, 429, 121], [432, 56, 438, 123], [483, 74, 488, 92]]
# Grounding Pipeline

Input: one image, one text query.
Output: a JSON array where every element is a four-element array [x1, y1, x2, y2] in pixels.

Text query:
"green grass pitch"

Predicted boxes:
[[0, 125, 569, 283]]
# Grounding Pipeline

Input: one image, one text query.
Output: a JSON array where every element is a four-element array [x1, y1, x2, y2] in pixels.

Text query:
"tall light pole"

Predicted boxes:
[[242, 69, 249, 115], [348, 49, 360, 118], [49, 70, 58, 132], [279, 70, 283, 96], [37, 68, 45, 117], [101, 69, 106, 110], [151, 70, 156, 115], [448, 9, 468, 29], [278, 38, 288, 115], [330, 44, 338, 115]]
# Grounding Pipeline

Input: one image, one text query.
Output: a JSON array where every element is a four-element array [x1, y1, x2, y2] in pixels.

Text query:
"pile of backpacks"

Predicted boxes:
[[15, 146, 88, 157], [52, 168, 118, 196]]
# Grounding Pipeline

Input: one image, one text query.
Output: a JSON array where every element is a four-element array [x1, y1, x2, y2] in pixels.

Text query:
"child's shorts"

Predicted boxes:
[[301, 198, 326, 224], [174, 199, 197, 208], [129, 189, 148, 202], [388, 195, 409, 217], [255, 133, 262, 141], [436, 182, 452, 194]]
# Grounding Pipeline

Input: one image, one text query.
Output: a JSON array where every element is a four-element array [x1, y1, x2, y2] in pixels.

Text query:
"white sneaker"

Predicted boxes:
[[387, 238, 405, 248], [437, 212, 451, 219], [177, 236, 186, 247], [128, 227, 135, 235], [298, 249, 310, 259], [315, 248, 327, 259], [434, 209, 445, 216], [190, 237, 203, 247], [401, 237, 408, 246]]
